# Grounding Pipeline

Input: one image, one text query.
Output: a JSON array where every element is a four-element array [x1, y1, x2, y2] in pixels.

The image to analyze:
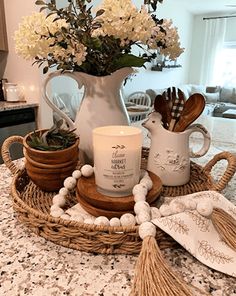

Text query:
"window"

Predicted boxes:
[[213, 42, 236, 86]]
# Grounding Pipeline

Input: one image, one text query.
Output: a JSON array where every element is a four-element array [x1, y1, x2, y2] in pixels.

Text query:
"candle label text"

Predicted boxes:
[[94, 143, 140, 194]]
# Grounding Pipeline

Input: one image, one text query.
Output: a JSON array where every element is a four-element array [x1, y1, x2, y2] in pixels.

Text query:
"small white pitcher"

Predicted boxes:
[[143, 112, 211, 186]]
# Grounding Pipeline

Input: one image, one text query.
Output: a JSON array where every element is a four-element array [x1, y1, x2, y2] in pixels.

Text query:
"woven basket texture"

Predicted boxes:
[[2, 135, 236, 255]]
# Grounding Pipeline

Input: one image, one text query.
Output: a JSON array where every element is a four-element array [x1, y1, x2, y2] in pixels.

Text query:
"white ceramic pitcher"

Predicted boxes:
[[143, 112, 211, 186], [42, 68, 132, 164]]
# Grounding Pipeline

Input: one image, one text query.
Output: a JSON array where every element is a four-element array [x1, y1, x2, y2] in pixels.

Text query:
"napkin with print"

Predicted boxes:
[[152, 191, 236, 277]]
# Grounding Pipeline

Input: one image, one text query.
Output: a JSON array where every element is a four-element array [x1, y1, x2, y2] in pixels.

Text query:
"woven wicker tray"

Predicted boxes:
[[2, 138, 236, 254]]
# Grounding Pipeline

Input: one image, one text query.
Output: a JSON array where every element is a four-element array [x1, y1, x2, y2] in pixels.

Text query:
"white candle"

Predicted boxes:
[[93, 126, 142, 197]]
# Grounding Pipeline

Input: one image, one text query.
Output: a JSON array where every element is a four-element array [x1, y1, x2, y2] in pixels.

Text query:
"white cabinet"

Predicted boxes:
[[0, 0, 8, 51]]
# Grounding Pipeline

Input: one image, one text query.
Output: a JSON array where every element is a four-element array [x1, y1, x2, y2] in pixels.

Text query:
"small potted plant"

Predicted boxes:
[[23, 120, 79, 192]]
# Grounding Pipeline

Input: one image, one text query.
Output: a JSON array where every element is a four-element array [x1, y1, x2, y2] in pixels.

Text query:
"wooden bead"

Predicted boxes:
[[59, 187, 69, 196], [81, 165, 94, 177], [197, 199, 213, 217], [134, 201, 150, 215], [50, 208, 64, 218], [94, 216, 109, 226], [52, 194, 66, 207], [170, 200, 186, 214], [139, 222, 156, 239], [159, 204, 172, 217], [140, 178, 153, 191], [184, 198, 197, 210], [72, 170, 82, 179], [134, 193, 146, 203], [120, 213, 136, 226], [110, 217, 121, 227], [64, 176, 77, 190], [132, 184, 148, 196], [136, 211, 151, 224]]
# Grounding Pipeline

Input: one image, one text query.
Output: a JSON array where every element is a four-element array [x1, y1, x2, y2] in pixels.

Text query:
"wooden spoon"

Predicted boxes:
[[154, 94, 171, 129], [173, 93, 205, 132]]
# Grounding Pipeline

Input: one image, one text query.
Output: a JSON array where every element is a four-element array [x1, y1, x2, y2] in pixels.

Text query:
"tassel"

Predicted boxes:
[[211, 207, 236, 251], [130, 222, 192, 296]]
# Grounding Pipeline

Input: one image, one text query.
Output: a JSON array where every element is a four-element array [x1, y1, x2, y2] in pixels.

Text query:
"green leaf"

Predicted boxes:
[[39, 6, 47, 12], [96, 9, 104, 17], [35, 0, 46, 5], [113, 54, 146, 68], [43, 66, 49, 74]]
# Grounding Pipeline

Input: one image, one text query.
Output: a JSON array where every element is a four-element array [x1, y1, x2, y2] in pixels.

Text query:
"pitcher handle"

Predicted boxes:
[[42, 71, 83, 130], [187, 124, 211, 158]]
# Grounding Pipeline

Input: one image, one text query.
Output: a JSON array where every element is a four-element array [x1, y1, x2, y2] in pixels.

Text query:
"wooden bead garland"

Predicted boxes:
[[50, 165, 214, 227]]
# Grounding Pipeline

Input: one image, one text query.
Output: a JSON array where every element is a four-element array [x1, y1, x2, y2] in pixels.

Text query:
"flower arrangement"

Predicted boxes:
[[14, 0, 184, 76]]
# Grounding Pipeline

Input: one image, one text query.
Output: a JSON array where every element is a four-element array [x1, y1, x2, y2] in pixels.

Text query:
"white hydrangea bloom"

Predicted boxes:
[[92, 0, 155, 44], [13, 1, 184, 75], [147, 19, 184, 60], [14, 12, 87, 65], [15, 12, 51, 60]]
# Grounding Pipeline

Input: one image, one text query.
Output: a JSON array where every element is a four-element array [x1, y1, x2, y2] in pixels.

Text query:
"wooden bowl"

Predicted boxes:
[[23, 130, 79, 192]]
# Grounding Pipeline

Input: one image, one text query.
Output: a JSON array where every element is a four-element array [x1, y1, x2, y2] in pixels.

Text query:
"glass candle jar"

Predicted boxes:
[[93, 125, 142, 197]]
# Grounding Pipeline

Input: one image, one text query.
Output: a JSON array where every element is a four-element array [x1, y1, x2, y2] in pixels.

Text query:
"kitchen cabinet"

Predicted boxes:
[[0, 0, 8, 51], [0, 104, 38, 163]]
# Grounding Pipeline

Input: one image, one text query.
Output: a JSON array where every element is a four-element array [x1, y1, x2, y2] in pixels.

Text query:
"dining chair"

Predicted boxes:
[[126, 92, 152, 122]]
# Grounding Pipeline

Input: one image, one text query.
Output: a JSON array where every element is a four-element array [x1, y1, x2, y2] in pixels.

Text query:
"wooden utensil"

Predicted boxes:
[[163, 87, 185, 131], [169, 88, 185, 131], [163, 87, 173, 111], [154, 94, 172, 129], [173, 93, 205, 132]]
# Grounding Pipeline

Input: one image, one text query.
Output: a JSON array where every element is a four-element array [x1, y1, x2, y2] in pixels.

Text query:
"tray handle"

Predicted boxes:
[[203, 151, 236, 191], [1, 135, 24, 175]]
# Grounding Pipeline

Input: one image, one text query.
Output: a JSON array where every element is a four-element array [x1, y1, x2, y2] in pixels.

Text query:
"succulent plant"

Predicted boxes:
[[27, 120, 78, 151]]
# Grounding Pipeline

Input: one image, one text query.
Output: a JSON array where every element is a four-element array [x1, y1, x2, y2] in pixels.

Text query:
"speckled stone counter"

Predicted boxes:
[[0, 101, 38, 112], [0, 153, 236, 295]]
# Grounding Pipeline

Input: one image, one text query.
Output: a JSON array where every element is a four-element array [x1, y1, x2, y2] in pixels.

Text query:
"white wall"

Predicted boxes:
[[3, 0, 53, 129], [188, 15, 205, 85]]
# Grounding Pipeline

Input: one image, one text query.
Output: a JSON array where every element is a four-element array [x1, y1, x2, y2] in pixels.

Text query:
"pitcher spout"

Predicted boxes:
[[110, 67, 134, 85]]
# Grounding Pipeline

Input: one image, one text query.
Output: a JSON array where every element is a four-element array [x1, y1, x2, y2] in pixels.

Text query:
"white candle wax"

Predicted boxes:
[[93, 126, 142, 197]]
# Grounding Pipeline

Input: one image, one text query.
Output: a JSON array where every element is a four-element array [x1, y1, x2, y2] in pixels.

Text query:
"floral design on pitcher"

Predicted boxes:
[[153, 153, 165, 171], [153, 149, 188, 173]]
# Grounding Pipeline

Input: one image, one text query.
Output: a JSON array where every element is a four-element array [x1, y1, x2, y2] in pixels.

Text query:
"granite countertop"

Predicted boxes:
[[0, 156, 236, 295], [0, 101, 38, 112]]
